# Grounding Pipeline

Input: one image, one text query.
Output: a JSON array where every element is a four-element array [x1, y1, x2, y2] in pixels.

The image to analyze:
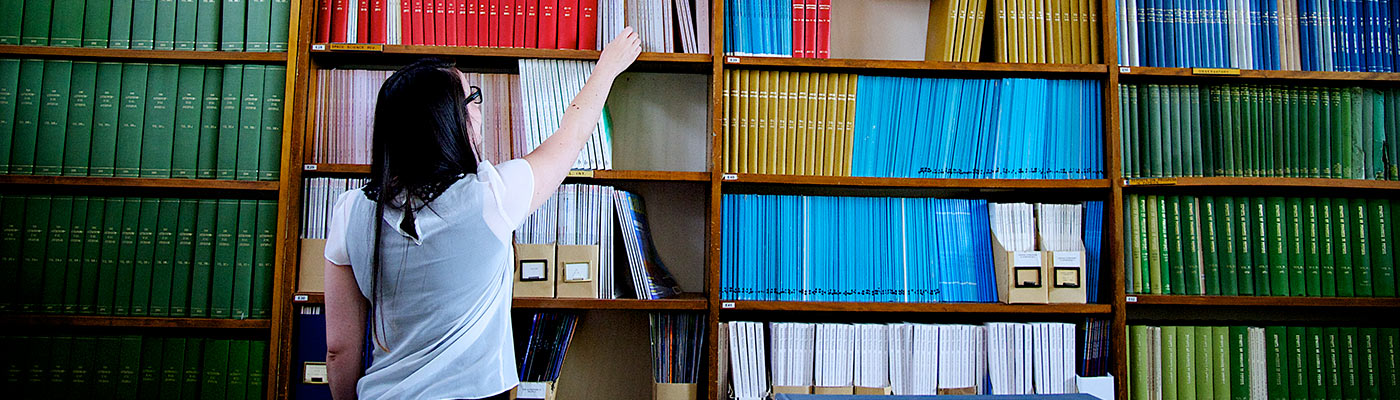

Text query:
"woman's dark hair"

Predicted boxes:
[[363, 57, 479, 350]]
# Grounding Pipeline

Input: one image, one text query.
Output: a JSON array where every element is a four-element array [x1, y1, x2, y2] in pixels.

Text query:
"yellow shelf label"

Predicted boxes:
[[326, 43, 384, 52], [566, 169, 594, 178], [1124, 178, 1178, 186], [1191, 67, 1241, 76]]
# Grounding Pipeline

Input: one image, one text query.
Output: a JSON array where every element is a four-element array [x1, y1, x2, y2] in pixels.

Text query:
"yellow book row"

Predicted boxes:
[[993, 0, 1102, 64], [721, 70, 858, 176], [925, 0, 991, 62]]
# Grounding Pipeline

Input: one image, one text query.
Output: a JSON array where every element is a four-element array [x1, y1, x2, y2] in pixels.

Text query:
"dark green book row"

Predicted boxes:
[[0, 194, 276, 319], [1125, 195, 1398, 298], [1128, 325, 1400, 400], [1119, 84, 1400, 181], [0, 334, 266, 400], [0, 0, 290, 51], [0, 59, 284, 181]]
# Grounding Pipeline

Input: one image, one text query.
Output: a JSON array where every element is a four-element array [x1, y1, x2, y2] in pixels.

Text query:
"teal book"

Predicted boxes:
[[250, 200, 275, 319], [148, 198, 178, 317], [200, 339, 228, 399], [216, 65, 242, 180], [113, 197, 140, 315], [152, 0, 175, 49], [0, 196, 25, 313], [113, 63, 150, 178], [197, 66, 221, 179], [159, 338, 185, 397], [1218, 197, 1239, 296], [140, 64, 179, 179], [1286, 198, 1305, 296], [1201, 196, 1221, 295], [232, 200, 256, 318], [194, 0, 220, 50], [107, 0, 133, 48], [50, 0, 87, 46], [170, 65, 203, 179], [169, 199, 196, 316], [1335, 198, 1355, 297], [62, 197, 88, 314], [88, 62, 123, 177], [258, 66, 284, 181], [9, 59, 44, 175], [269, 0, 289, 51], [180, 338, 203, 398], [0, 0, 22, 44], [210, 199, 237, 318], [224, 340, 249, 400], [95, 198, 123, 315], [136, 336, 161, 398], [41, 196, 73, 314], [1320, 198, 1338, 297], [129, 0, 157, 49], [189, 199, 215, 317], [1266, 197, 1289, 296], [1351, 199, 1373, 297], [62, 61, 98, 177], [0, 59, 20, 173], [1304, 198, 1323, 297], [129, 197, 160, 316], [20, 0, 54, 45], [34, 60, 73, 176], [81, 0, 112, 47], [20, 196, 51, 313], [1288, 327, 1309, 400], [1370, 199, 1395, 297], [244, 0, 270, 51], [172, 0, 195, 50], [220, 0, 247, 51], [78, 198, 104, 314], [235, 65, 264, 181], [115, 335, 141, 398]]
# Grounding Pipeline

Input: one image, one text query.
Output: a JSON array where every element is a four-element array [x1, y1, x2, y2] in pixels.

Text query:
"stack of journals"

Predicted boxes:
[[720, 69, 855, 176], [991, 0, 1102, 63], [614, 190, 681, 300], [1115, 0, 1400, 71], [1, 195, 277, 319], [1079, 317, 1113, 378], [924, 0, 989, 62], [519, 59, 613, 170], [0, 60, 286, 181], [2, 334, 268, 399], [723, 0, 830, 58], [1119, 84, 1400, 180], [516, 311, 580, 384], [1128, 324, 1400, 400], [649, 312, 706, 384], [2, 0, 291, 51], [310, 69, 519, 165], [1125, 195, 1398, 297], [299, 177, 369, 239], [724, 321, 769, 400]]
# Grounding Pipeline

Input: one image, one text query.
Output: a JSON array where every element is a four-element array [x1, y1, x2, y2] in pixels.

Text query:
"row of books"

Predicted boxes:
[[723, 320, 1110, 398], [722, 0, 830, 58], [721, 72, 1106, 178], [2, 0, 291, 51], [0, 60, 286, 180], [1115, 0, 1400, 71], [649, 312, 705, 384], [0, 195, 277, 319], [990, 0, 1104, 63], [520, 59, 613, 170], [1128, 324, 1400, 400], [516, 311, 579, 384], [300, 178, 368, 239], [3, 334, 268, 399], [1119, 84, 1399, 181], [925, 0, 988, 62], [1125, 195, 1398, 298], [1079, 318, 1113, 378]]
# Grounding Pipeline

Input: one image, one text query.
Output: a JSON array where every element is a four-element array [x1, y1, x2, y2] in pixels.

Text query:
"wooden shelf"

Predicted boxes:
[[310, 44, 711, 64], [303, 164, 709, 182], [721, 301, 1112, 314], [0, 174, 281, 191], [1119, 66, 1400, 83], [724, 56, 1108, 75], [293, 292, 707, 310], [0, 45, 289, 63], [1121, 177, 1400, 191], [0, 314, 272, 329], [724, 174, 1111, 189], [1127, 295, 1400, 308]]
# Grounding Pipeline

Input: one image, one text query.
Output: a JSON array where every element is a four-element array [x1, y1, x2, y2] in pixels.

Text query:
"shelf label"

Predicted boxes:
[[1119, 66, 1131, 73], [1191, 67, 1241, 76], [326, 43, 384, 52], [303, 164, 318, 171], [721, 302, 736, 309], [726, 57, 740, 63], [566, 169, 594, 178], [311, 44, 326, 51], [294, 294, 309, 302], [1124, 177, 1177, 186], [722, 173, 738, 181], [1126, 296, 1138, 303], [517, 382, 549, 399]]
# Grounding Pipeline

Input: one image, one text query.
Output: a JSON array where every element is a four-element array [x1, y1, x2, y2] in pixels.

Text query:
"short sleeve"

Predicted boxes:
[[323, 189, 358, 265], [477, 159, 536, 241]]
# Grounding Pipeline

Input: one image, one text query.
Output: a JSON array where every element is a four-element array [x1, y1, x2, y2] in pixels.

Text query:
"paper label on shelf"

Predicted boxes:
[[1054, 252, 1083, 267], [293, 294, 309, 302], [722, 173, 738, 181], [1013, 252, 1041, 267], [1124, 177, 1178, 186], [1192, 67, 1241, 75], [721, 302, 735, 309], [1119, 66, 1131, 73], [518, 382, 549, 399], [303, 164, 318, 170], [326, 43, 384, 51], [726, 57, 740, 63], [566, 169, 594, 178], [1126, 296, 1138, 303], [311, 44, 326, 50], [563, 262, 592, 282]]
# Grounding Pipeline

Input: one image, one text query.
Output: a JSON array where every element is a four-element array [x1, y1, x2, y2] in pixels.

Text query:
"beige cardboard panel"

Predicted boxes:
[[298, 238, 328, 293], [556, 244, 601, 299], [652, 383, 698, 400], [606, 73, 710, 172], [830, 0, 931, 60], [515, 243, 557, 298], [555, 311, 654, 400]]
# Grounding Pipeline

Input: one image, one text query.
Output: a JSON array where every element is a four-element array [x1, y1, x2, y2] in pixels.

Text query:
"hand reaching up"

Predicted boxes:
[[595, 27, 642, 79]]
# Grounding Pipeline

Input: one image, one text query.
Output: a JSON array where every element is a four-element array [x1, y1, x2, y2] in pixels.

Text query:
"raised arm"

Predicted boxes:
[[522, 28, 642, 211]]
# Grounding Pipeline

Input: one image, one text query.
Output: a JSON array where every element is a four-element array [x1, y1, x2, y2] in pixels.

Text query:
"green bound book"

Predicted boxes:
[[95, 198, 123, 315], [170, 199, 195, 316], [1195, 326, 1214, 400], [50, 0, 86, 46], [1130, 195, 1144, 293], [152, 0, 175, 49], [1218, 197, 1239, 296], [235, 65, 264, 181], [108, 0, 133, 48], [94, 337, 121, 395], [0, 0, 22, 44], [0, 196, 25, 312], [81, 0, 112, 47], [171, 65, 203, 179], [197, 66, 221, 179], [1380, 329, 1399, 399], [129, 0, 156, 49], [180, 338, 203, 398], [1266, 197, 1290, 296], [1352, 199, 1373, 297], [114, 63, 150, 178], [1335, 198, 1356, 297], [1201, 197, 1221, 295], [5, 335, 27, 394], [258, 66, 283, 181], [224, 340, 249, 400], [1148, 85, 1163, 176], [1304, 198, 1323, 297], [19, 195, 52, 313], [232, 200, 256, 318], [1151, 195, 1165, 294], [201, 339, 229, 400], [1372, 199, 1396, 297], [89, 62, 123, 177], [1266, 326, 1289, 400], [250, 200, 275, 319], [1334, 90, 1350, 178], [1341, 327, 1360, 399], [1237, 198, 1255, 295], [1167, 197, 1184, 295], [116, 335, 142, 398], [48, 336, 72, 397], [1320, 198, 1338, 297], [1230, 326, 1250, 400], [1307, 90, 1323, 178], [25, 336, 49, 397], [1308, 327, 1326, 399], [216, 65, 242, 180], [1164, 325, 1180, 400], [62, 197, 88, 314], [1253, 198, 1272, 296], [130, 197, 160, 316], [248, 340, 266, 399], [78, 198, 104, 314], [20, 0, 54, 45], [1183, 197, 1202, 295], [1325, 327, 1343, 399], [148, 198, 178, 317], [194, 0, 220, 51], [244, 0, 270, 51], [140, 64, 179, 179], [137, 336, 162, 398], [211, 199, 237, 318], [0, 59, 20, 173], [1360, 328, 1380, 400], [159, 337, 184, 398], [113, 197, 140, 315], [1138, 195, 1151, 293], [269, 0, 289, 51], [173, 0, 195, 50], [1214, 326, 1232, 400], [1286, 198, 1306, 296], [41, 196, 73, 314], [1287, 327, 1308, 400], [63, 61, 98, 176], [10, 59, 44, 175], [34, 60, 73, 176], [189, 199, 215, 317], [220, 0, 247, 51], [1132, 327, 1149, 400]]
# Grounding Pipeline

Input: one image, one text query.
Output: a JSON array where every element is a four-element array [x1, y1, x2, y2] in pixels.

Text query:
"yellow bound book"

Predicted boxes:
[[775, 70, 791, 175], [739, 70, 753, 174], [925, 0, 958, 62], [722, 70, 733, 173], [841, 74, 857, 177], [783, 71, 799, 175], [994, 0, 1009, 62], [951, 0, 969, 62], [1087, 0, 1100, 63], [968, 0, 989, 61], [794, 72, 810, 175]]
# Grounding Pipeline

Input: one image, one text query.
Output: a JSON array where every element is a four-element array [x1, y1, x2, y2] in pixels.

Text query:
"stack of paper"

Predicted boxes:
[[518, 59, 613, 170], [1037, 203, 1086, 251], [813, 323, 854, 388], [299, 177, 368, 239], [769, 322, 816, 389], [627, 0, 711, 53], [726, 321, 769, 400], [614, 190, 682, 300], [989, 202, 1037, 251]]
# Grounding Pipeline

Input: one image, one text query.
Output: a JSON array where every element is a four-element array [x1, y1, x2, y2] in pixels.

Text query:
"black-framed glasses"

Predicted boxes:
[[465, 85, 482, 104]]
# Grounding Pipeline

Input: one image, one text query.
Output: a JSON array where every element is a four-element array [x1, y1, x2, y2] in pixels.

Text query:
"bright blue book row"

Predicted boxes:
[[724, 0, 796, 57], [850, 77, 1104, 179], [1085, 201, 1105, 302], [1116, 0, 1400, 72]]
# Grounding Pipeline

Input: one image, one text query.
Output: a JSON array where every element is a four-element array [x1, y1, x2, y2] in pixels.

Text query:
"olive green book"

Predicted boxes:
[[1230, 326, 1250, 400], [129, 0, 157, 49], [194, 0, 221, 51], [0, 0, 23, 44], [1334, 198, 1355, 297], [115, 335, 141, 398], [1138, 195, 1151, 293], [1183, 198, 1202, 295], [114, 63, 149, 178], [81, 0, 112, 47], [216, 65, 242, 180], [1218, 196, 1239, 296], [197, 66, 221, 179], [89, 62, 123, 177], [20, 0, 54, 45], [250, 200, 275, 319], [78, 198, 104, 314], [1324, 327, 1343, 398], [1370, 199, 1395, 297], [200, 339, 229, 399], [94, 337, 121, 394], [1266, 197, 1290, 296], [47, 336, 73, 396], [148, 198, 178, 317], [244, 0, 271, 51], [159, 337, 184, 398], [107, 0, 133, 48], [137, 335, 162, 398], [10, 59, 44, 175], [1129, 195, 1142, 293], [235, 65, 264, 181], [180, 337, 203, 398], [140, 64, 179, 178], [152, 0, 175, 49], [1320, 198, 1338, 297], [63, 62, 98, 177], [1167, 196, 1184, 294], [1201, 196, 1221, 295], [232, 200, 256, 319], [1341, 327, 1360, 399], [0, 59, 21, 173], [170, 65, 204, 179], [20, 195, 52, 313], [62, 197, 88, 314], [95, 198, 123, 315], [1195, 326, 1214, 400], [130, 197, 160, 316], [34, 60, 73, 176], [1286, 198, 1305, 296], [1359, 328, 1380, 400], [224, 340, 249, 400], [1265, 326, 1289, 400], [113, 197, 140, 315], [170, 199, 195, 316], [1252, 198, 1272, 296], [220, 0, 247, 51], [269, 0, 290, 51], [173, 0, 196, 50], [1164, 325, 1179, 400], [0, 195, 25, 313], [41, 196, 73, 314], [210, 199, 237, 318], [1304, 198, 1322, 297], [1380, 328, 1399, 398], [189, 199, 215, 317], [1213, 326, 1231, 400], [258, 66, 283, 181], [1351, 199, 1373, 297]]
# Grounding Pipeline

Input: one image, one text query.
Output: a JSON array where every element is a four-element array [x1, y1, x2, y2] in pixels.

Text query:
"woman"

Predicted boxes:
[[322, 28, 643, 400]]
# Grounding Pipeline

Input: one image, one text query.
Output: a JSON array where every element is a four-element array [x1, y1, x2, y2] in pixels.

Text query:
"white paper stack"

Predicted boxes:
[[622, 0, 709, 53], [989, 203, 1036, 251], [910, 324, 939, 395], [853, 324, 889, 390], [769, 322, 816, 388], [1036, 203, 1086, 251], [518, 59, 613, 170], [300, 177, 369, 239], [886, 323, 915, 395], [814, 323, 854, 388], [727, 321, 769, 400]]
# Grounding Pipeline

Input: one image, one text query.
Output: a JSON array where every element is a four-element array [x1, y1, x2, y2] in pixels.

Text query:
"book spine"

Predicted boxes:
[[371, 0, 387, 43], [211, 199, 237, 318], [159, 338, 185, 396], [217, 65, 243, 180], [49, 0, 87, 47], [148, 198, 178, 317], [113, 197, 139, 315], [62, 62, 97, 177], [62, 197, 88, 315], [318, 0, 334, 41], [793, 0, 804, 57], [557, 0, 576, 49], [130, 0, 157, 49], [578, 0, 594, 50], [1335, 198, 1355, 296], [250, 200, 276, 319], [1218, 196, 1239, 295], [113, 63, 149, 178], [34, 60, 73, 177], [1370, 199, 1395, 297], [358, 0, 371, 43], [258, 66, 284, 181], [332, 0, 349, 42], [41, 196, 73, 314], [180, 337, 202, 398], [140, 64, 179, 179], [0, 59, 20, 174], [195, 0, 221, 50], [197, 66, 221, 179], [109, 0, 133, 48], [246, 0, 273, 51], [136, 336, 161, 397], [18, 196, 50, 313], [1268, 197, 1291, 296], [236, 65, 265, 181], [87, 62, 120, 175], [130, 197, 159, 316], [231, 200, 256, 319], [0, 196, 25, 313], [171, 65, 204, 179], [92, 199, 119, 315], [20, 0, 54, 45], [539, 0, 555, 49], [153, 0, 177, 49], [222, 0, 248, 50], [496, 0, 508, 46], [1201, 196, 1221, 295], [200, 339, 228, 397], [169, 200, 196, 316], [0, 0, 24, 44], [816, 0, 830, 58], [465, 0, 478, 46], [189, 199, 215, 317]]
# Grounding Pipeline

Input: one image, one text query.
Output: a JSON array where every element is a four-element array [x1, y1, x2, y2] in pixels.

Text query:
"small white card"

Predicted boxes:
[[564, 262, 592, 282], [1054, 252, 1083, 267], [517, 382, 549, 399], [1013, 251, 1041, 267], [520, 261, 547, 281], [303, 362, 328, 384]]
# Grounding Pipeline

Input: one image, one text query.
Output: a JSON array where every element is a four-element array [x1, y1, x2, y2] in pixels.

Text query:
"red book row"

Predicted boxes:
[[317, 0, 600, 49], [790, 0, 830, 59]]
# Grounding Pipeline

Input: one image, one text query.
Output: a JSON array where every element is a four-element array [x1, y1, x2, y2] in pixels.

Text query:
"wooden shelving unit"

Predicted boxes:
[[310, 44, 711, 64], [0, 45, 289, 63], [291, 292, 708, 311], [0, 315, 272, 329], [725, 56, 1108, 76]]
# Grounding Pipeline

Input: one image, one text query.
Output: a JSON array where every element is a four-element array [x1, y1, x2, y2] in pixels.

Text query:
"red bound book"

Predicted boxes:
[[371, 0, 387, 43], [318, 0, 334, 42], [487, 0, 499, 46], [332, 0, 349, 42], [524, 0, 537, 48], [433, 0, 446, 45], [538, 0, 555, 49], [513, 0, 525, 48], [803, 0, 817, 58], [791, 0, 803, 57], [402, 0, 415, 44], [465, 0, 477, 46], [444, 0, 457, 45], [556, 0, 576, 49], [816, 0, 829, 58], [578, 0, 595, 50], [477, 0, 489, 47], [456, 0, 467, 46], [500, 0, 514, 47], [357, 0, 371, 42], [411, 0, 425, 44]]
